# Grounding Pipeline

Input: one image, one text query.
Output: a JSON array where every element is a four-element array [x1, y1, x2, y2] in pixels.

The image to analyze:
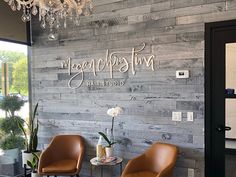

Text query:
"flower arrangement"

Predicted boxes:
[[98, 132, 116, 148], [96, 106, 123, 158], [107, 106, 123, 135]]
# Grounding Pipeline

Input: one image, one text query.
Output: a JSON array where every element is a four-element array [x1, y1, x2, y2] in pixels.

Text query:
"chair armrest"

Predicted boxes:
[[156, 163, 175, 177], [38, 146, 54, 173], [122, 154, 146, 176], [76, 140, 85, 171]]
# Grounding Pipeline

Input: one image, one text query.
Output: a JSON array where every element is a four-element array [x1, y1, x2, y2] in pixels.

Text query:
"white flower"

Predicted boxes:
[[107, 106, 123, 117], [114, 106, 123, 116], [107, 108, 116, 117]]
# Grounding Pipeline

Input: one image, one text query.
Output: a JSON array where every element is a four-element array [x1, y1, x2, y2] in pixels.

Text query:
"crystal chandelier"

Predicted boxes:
[[4, 0, 93, 39]]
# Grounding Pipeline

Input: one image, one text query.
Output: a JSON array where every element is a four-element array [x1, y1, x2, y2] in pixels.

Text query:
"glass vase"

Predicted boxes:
[[106, 128, 114, 143]]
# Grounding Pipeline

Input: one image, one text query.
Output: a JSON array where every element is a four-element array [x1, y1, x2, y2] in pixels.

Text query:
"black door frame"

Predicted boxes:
[[205, 19, 236, 177]]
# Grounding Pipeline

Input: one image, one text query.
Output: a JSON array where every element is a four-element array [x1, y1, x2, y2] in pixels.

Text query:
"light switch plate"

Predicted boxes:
[[187, 112, 194, 121], [172, 112, 182, 121], [188, 168, 194, 177]]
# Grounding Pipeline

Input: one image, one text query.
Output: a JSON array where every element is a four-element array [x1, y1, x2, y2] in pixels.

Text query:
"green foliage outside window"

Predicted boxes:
[[0, 50, 28, 151], [0, 50, 28, 95], [0, 135, 24, 150], [0, 96, 25, 150], [0, 96, 25, 117], [11, 58, 28, 95], [0, 51, 26, 63], [0, 117, 24, 135]]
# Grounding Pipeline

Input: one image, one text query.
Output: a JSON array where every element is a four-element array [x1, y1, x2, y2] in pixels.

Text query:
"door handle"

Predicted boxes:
[[217, 125, 231, 132], [225, 126, 231, 131]]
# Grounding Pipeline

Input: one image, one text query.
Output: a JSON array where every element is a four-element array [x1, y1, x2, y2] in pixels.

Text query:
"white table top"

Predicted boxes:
[[90, 157, 123, 166]]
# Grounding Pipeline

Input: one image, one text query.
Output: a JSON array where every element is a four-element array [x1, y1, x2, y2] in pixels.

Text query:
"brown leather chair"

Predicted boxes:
[[121, 142, 178, 177], [38, 135, 85, 177]]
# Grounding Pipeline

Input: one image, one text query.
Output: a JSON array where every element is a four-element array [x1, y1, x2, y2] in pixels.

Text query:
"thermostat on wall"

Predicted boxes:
[[176, 70, 189, 79]]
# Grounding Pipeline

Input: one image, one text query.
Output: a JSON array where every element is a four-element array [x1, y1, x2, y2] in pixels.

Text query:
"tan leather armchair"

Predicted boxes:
[[121, 142, 178, 177], [38, 135, 85, 177]]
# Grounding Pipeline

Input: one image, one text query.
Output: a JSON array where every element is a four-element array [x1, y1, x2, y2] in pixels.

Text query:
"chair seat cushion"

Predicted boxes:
[[122, 171, 158, 177], [42, 159, 77, 173]]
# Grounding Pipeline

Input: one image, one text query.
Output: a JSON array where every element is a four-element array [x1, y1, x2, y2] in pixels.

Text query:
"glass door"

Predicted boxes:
[[205, 20, 236, 177], [225, 43, 236, 177]]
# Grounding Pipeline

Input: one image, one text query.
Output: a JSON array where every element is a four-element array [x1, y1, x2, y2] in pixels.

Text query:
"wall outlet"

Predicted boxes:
[[188, 168, 194, 177], [187, 112, 194, 121], [172, 112, 182, 121]]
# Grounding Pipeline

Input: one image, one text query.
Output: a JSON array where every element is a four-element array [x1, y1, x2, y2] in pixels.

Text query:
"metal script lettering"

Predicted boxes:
[[61, 43, 155, 89]]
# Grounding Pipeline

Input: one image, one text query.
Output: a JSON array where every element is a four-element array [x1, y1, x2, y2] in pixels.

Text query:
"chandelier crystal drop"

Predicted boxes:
[[4, 0, 93, 38]]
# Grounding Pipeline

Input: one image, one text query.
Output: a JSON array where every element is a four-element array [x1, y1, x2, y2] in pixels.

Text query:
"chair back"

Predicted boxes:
[[48, 135, 84, 161], [145, 142, 178, 173]]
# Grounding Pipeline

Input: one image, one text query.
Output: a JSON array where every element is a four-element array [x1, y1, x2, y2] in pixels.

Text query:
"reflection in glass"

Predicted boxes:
[[226, 43, 236, 91], [226, 99, 236, 141]]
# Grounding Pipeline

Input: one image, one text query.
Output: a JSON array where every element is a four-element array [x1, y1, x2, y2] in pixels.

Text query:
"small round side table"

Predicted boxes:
[[90, 157, 123, 177]]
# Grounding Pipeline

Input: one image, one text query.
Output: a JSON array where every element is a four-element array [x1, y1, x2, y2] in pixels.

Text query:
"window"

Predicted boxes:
[[0, 41, 28, 176]]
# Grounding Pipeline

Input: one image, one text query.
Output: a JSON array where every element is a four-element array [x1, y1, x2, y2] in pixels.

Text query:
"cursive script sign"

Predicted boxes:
[[61, 43, 155, 89]]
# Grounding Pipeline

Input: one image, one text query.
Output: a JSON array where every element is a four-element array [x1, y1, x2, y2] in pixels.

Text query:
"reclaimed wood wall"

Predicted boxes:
[[31, 0, 236, 176]]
